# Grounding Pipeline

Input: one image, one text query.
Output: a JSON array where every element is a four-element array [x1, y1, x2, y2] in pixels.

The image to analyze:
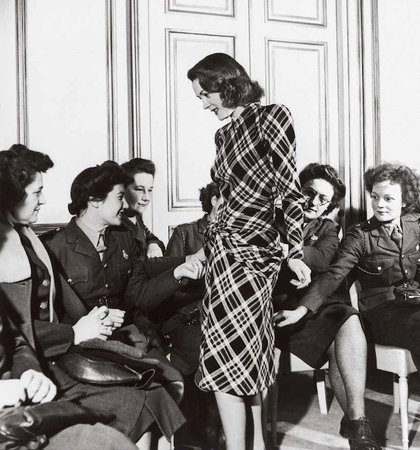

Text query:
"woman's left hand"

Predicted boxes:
[[287, 258, 311, 289], [147, 243, 163, 258], [273, 306, 308, 328], [20, 369, 57, 404]]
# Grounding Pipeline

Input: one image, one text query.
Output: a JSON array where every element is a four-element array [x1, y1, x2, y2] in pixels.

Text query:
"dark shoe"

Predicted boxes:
[[341, 416, 381, 450]]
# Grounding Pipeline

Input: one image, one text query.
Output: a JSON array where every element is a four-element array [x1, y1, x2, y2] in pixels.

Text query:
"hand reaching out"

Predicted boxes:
[[146, 242, 163, 258], [174, 258, 205, 281], [287, 258, 311, 289], [273, 306, 308, 328], [72, 305, 113, 345]]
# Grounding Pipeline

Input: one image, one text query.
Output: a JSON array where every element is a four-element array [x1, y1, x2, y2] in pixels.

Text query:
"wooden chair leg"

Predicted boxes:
[[393, 373, 400, 413], [314, 369, 328, 414], [398, 375, 409, 450]]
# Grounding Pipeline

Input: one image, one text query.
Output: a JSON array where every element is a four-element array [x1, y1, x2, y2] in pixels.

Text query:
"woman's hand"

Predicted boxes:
[[273, 306, 308, 328], [287, 258, 311, 289], [0, 380, 27, 408], [147, 243, 163, 258], [174, 258, 205, 281], [72, 306, 113, 345], [105, 308, 125, 330], [20, 369, 57, 404], [187, 247, 206, 264]]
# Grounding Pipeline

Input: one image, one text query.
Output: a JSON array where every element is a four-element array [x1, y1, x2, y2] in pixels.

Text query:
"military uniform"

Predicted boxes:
[[299, 213, 420, 360], [274, 217, 359, 368]]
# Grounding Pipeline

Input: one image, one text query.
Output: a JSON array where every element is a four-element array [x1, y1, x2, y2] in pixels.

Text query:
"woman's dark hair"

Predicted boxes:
[[199, 182, 220, 213], [121, 158, 155, 178], [187, 53, 264, 108], [364, 162, 419, 213], [299, 163, 346, 214], [68, 161, 133, 215], [0, 144, 54, 212]]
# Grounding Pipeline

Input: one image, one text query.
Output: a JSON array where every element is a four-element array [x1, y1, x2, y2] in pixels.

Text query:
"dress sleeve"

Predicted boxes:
[[263, 105, 306, 259], [298, 225, 365, 312]]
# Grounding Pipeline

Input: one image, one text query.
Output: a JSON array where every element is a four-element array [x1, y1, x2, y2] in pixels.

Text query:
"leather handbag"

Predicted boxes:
[[394, 286, 420, 306], [0, 400, 114, 450], [57, 338, 159, 387]]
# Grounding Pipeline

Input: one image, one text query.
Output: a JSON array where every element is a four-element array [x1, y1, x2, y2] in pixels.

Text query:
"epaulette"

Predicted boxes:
[[38, 226, 64, 242], [354, 219, 371, 232]]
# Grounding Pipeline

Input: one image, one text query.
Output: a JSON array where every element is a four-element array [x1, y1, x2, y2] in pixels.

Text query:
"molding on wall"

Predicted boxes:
[[166, 0, 234, 17], [266, 39, 328, 164], [370, 0, 381, 164], [266, 0, 327, 27], [15, 0, 28, 145], [166, 30, 234, 211], [106, 0, 118, 160], [127, 0, 141, 159]]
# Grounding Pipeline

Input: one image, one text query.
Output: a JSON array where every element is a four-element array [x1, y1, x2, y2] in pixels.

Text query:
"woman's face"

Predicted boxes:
[[209, 195, 223, 221], [302, 178, 334, 220], [12, 172, 45, 225], [192, 79, 235, 121], [370, 180, 404, 223], [95, 184, 125, 226], [124, 172, 154, 214]]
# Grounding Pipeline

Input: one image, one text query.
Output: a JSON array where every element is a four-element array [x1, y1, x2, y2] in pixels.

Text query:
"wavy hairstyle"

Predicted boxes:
[[199, 182, 220, 213], [0, 144, 53, 212], [68, 161, 133, 215], [187, 53, 264, 108], [299, 163, 346, 214], [364, 162, 419, 213], [121, 157, 155, 178]]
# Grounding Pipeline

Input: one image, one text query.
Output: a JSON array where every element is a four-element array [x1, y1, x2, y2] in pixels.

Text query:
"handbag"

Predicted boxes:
[[394, 285, 420, 306], [0, 400, 114, 450], [57, 338, 159, 388]]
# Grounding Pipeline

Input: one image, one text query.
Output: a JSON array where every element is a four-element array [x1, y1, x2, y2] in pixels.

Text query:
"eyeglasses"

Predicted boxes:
[[302, 187, 332, 206]]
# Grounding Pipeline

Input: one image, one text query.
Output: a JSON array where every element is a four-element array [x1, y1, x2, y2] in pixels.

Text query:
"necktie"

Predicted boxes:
[[390, 225, 403, 249], [96, 232, 107, 260]]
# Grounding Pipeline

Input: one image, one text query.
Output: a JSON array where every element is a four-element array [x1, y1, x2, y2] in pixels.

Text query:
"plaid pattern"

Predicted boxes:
[[197, 103, 305, 395]]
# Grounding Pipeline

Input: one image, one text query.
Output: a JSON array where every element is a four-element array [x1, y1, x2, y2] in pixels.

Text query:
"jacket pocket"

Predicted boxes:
[[66, 267, 89, 286], [356, 257, 395, 276]]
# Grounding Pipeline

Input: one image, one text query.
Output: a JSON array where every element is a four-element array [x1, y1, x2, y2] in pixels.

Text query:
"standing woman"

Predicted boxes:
[[187, 53, 309, 449]]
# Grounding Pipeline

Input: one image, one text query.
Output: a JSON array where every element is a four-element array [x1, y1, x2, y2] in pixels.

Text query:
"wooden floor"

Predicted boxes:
[[271, 368, 420, 449]]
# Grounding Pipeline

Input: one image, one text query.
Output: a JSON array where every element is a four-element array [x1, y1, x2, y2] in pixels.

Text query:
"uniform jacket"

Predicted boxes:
[[166, 215, 208, 257], [299, 213, 420, 313], [43, 218, 185, 313], [273, 216, 340, 302], [121, 213, 165, 257]]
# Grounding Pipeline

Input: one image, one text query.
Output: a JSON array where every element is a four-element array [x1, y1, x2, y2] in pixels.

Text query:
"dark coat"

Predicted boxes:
[[43, 218, 185, 313], [299, 213, 420, 313], [121, 213, 165, 256], [166, 215, 208, 257]]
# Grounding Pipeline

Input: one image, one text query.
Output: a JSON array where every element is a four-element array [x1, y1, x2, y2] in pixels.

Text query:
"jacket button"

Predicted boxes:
[[401, 254, 405, 259], [103, 262, 108, 269], [40, 301, 48, 310], [105, 283, 109, 288], [377, 266, 382, 271], [42, 279, 50, 287], [405, 269, 409, 273], [67, 278, 72, 284]]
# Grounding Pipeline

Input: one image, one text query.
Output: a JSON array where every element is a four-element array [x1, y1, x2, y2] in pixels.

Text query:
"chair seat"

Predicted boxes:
[[374, 345, 417, 377]]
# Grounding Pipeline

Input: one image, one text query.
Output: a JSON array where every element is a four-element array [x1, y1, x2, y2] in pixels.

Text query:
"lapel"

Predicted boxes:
[[400, 214, 419, 254], [369, 216, 398, 252], [103, 229, 118, 262], [65, 218, 100, 261], [303, 218, 322, 244]]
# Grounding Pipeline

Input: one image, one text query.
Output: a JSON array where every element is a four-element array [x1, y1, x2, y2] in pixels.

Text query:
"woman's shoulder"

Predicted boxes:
[[258, 103, 293, 121]]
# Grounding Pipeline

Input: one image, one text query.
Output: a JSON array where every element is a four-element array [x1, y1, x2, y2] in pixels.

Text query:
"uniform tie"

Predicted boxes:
[[96, 232, 107, 261], [390, 224, 403, 249]]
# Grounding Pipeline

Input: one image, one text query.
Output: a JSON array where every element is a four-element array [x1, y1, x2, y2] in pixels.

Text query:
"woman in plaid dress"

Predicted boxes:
[[188, 53, 309, 449]]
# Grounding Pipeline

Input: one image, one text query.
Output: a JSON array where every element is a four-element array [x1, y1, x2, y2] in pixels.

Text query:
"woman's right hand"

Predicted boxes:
[[173, 258, 205, 281], [72, 306, 113, 345], [0, 380, 27, 408]]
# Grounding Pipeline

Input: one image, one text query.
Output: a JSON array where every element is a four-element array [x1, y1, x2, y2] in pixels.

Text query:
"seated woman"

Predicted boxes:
[[273, 163, 380, 450], [120, 157, 165, 258], [0, 144, 183, 448], [164, 182, 222, 449], [43, 162, 205, 406], [0, 301, 138, 450]]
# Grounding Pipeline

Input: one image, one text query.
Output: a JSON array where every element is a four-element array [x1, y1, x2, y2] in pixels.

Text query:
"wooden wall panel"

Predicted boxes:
[[167, 0, 234, 17], [267, 0, 326, 26], [167, 31, 234, 209]]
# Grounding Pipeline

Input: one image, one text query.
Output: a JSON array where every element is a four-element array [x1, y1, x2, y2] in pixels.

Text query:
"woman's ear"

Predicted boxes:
[[88, 197, 100, 209]]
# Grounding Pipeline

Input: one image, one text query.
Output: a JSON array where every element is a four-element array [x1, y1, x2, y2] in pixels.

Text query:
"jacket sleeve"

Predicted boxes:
[[143, 223, 165, 254], [165, 226, 185, 257], [303, 221, 340, 273], [126, 239, 187, 312], [265, 105, 306, 260], [32, 320, 74, 359], [298, 225, 365, 312]]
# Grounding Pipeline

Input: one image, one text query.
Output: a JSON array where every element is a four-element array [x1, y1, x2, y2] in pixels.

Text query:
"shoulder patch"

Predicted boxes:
[[39, 226, 64, 242]]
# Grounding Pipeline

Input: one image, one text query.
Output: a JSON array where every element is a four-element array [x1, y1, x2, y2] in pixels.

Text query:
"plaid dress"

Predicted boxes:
[[196, 103, 305, 395]]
